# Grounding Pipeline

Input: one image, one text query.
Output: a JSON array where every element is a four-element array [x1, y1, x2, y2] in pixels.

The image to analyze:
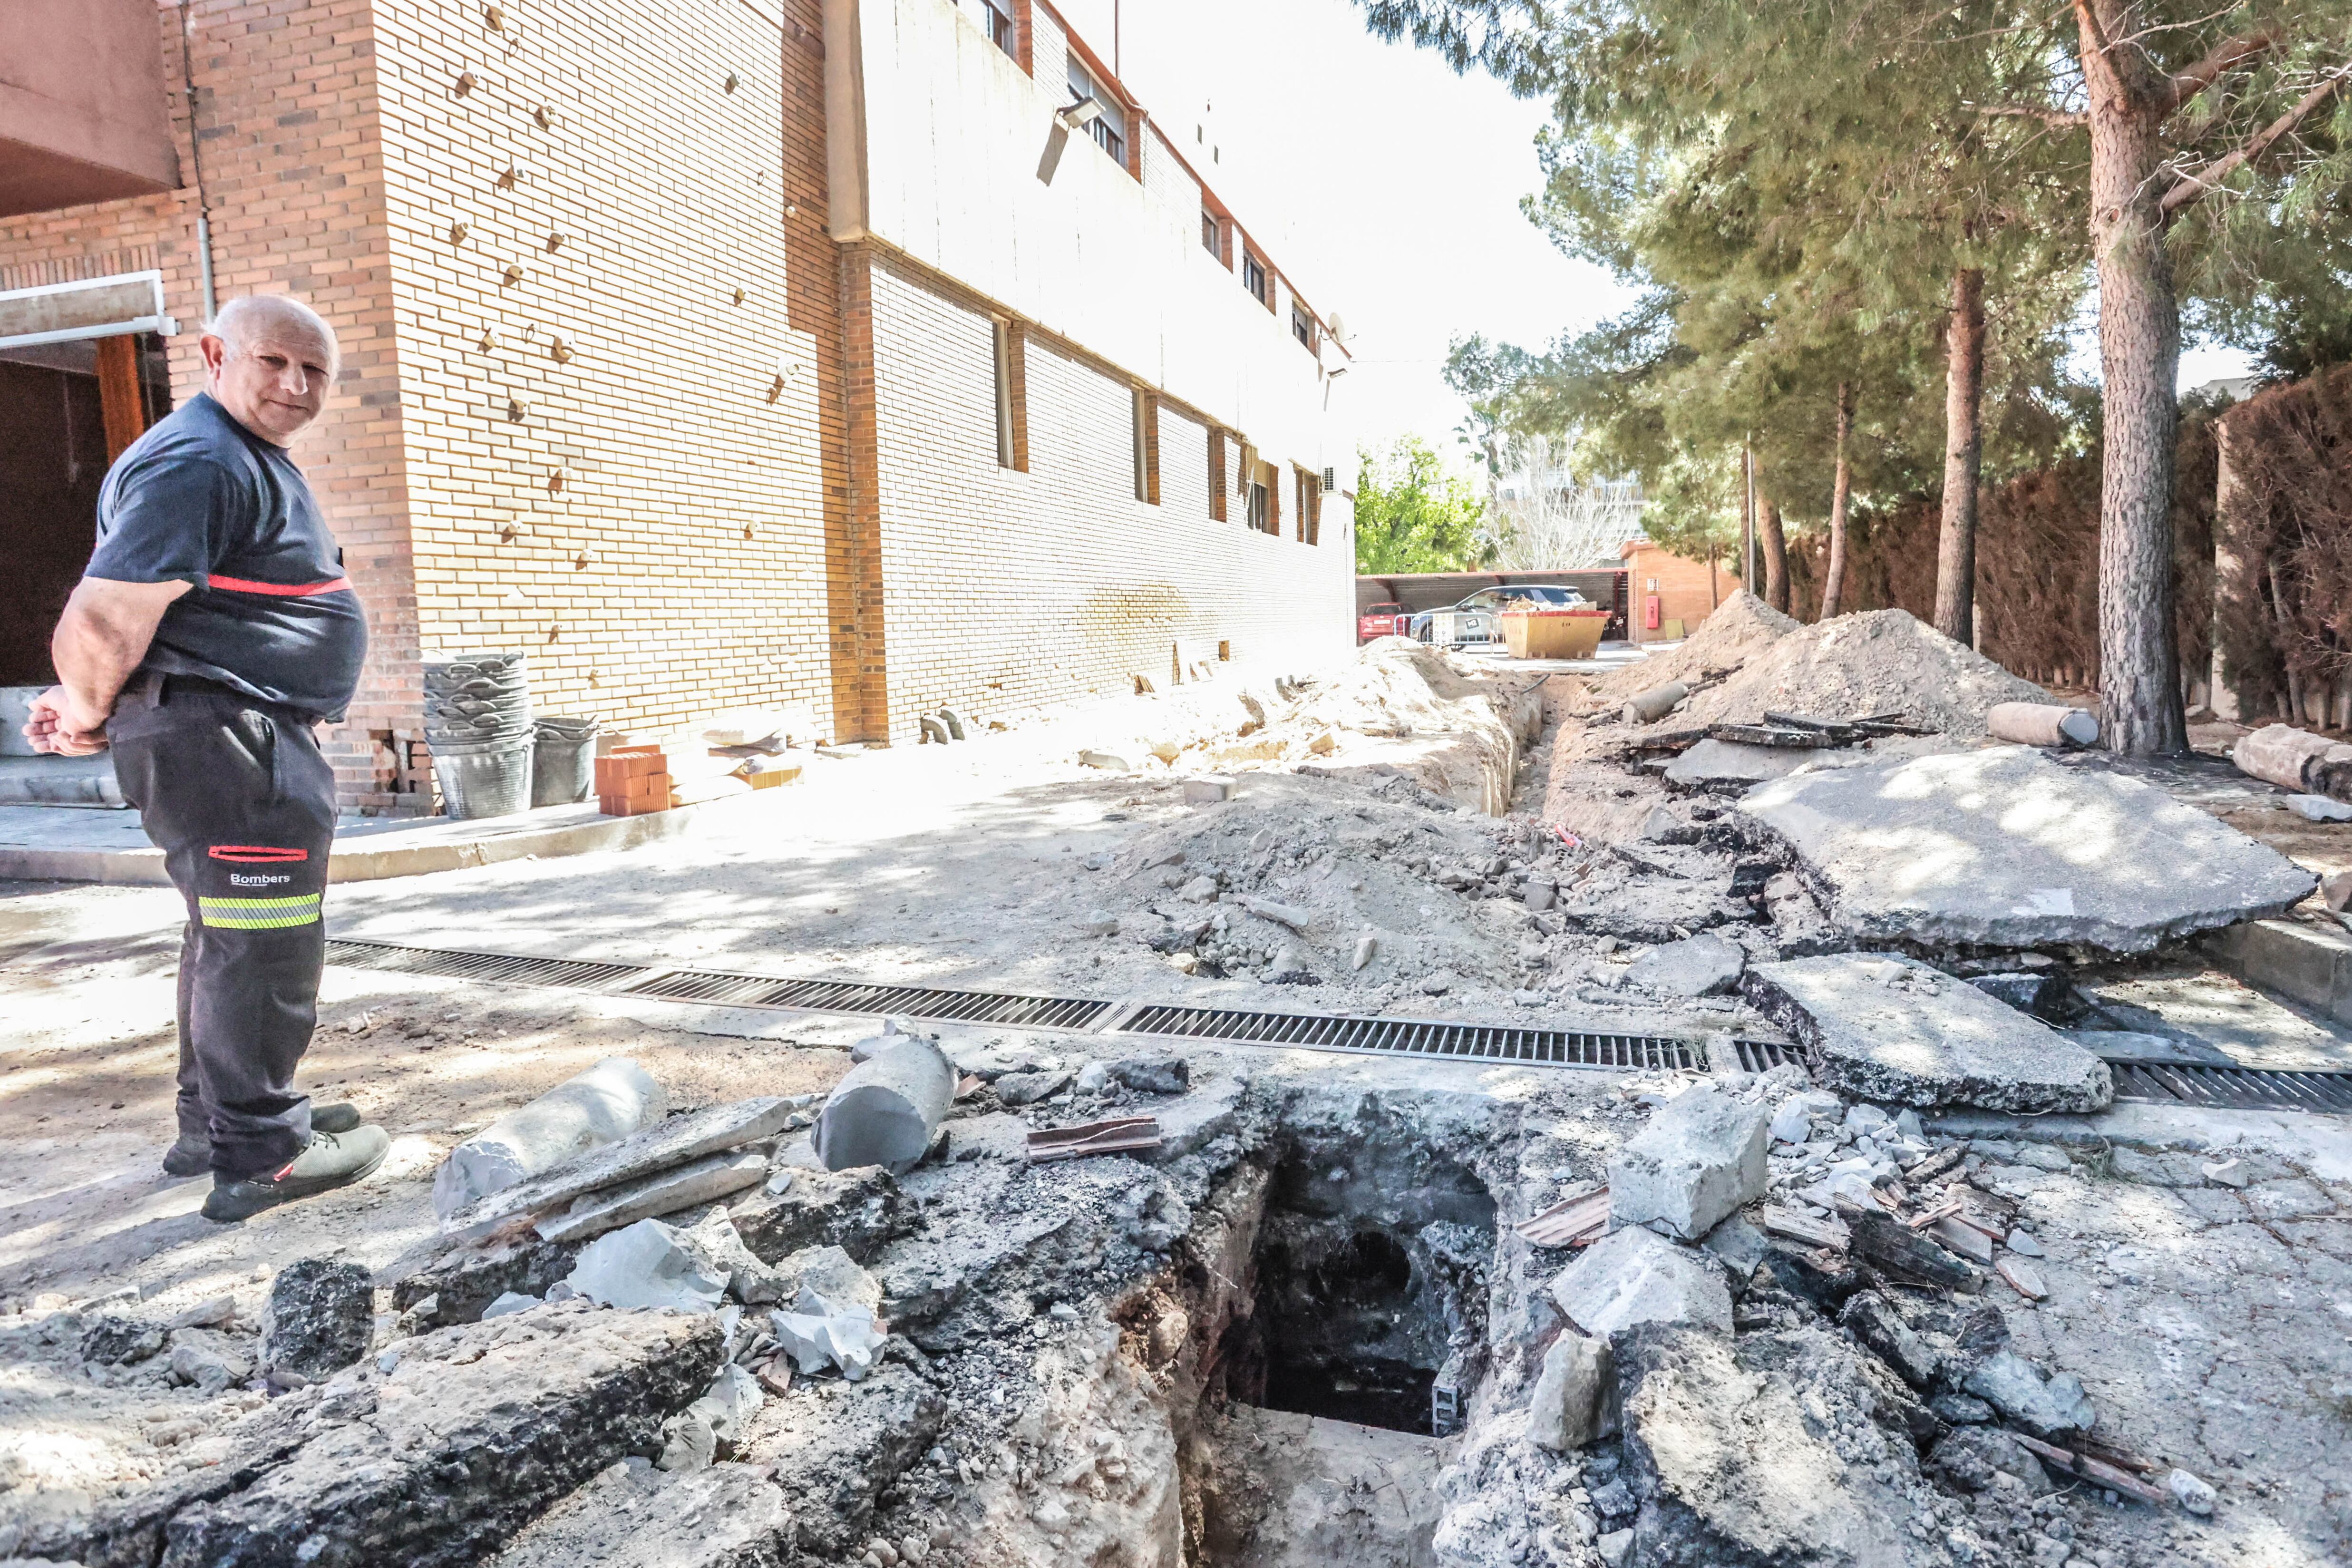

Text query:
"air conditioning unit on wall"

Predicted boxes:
[[1321, 466, 1339, 491]]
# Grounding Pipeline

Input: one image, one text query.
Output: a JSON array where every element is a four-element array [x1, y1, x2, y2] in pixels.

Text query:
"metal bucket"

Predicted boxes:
[[530, 716, 601, 808], [432, 738, 535, 820]]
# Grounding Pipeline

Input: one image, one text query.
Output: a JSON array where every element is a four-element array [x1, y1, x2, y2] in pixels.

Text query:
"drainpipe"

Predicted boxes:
[[179, 0, 218, 323]]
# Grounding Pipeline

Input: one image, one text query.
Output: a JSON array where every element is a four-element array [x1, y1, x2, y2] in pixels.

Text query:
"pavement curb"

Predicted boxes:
[[0, 789, 782, 887], [2206, 916, 2352, 1028]]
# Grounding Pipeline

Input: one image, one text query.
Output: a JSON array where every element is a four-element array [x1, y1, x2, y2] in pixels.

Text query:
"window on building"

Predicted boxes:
[[1131, 388, 1159, 505], [1247, 476, 1268, 532], [982, 0, 1015, 55], [991, 317, 1027, 471], [1067, 59, 1126, 166], [1242, 253, 1267, 306], [1292, 305, 1315, 350], [1207, 429, 1228, 521], [1295, 466, 1322, 545], [1202, 211, 1218, 256]]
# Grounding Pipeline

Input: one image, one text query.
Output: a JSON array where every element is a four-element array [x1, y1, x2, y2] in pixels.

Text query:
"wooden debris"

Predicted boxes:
[[1518, 1186, 1612, 1248], [1711, 723, 1844, 750], [2009, 1434, 2172, 1507], [1905, 1199, 1965, 1231], [1906, 1146, 1965, 1186], [1995, 1255, 2050, 1301], [1931, 1215, 1996, 1265], [1759, 1204, 1850, 1251], [1840, 1202, 1983, 1292], [1026, 1116, 1161, 1163]]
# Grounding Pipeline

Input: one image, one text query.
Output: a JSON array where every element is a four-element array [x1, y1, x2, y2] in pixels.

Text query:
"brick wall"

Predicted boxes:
[[364, 0, 833, 756], [865, 250, 1351, 736]]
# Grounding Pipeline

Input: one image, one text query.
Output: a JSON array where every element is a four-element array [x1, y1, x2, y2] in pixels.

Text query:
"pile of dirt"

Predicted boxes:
[[1578, 593, 1801, 704], [1683, 609, 2053, 740]]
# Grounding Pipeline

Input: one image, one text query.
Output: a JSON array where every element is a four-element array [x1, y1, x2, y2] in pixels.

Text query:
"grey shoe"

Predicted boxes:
[[164, 1101, 362, 1178], [200, 1124, 390, 1223]]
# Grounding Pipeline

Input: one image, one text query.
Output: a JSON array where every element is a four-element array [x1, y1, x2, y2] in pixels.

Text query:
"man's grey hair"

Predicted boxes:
[[207, 294, 340, 378]]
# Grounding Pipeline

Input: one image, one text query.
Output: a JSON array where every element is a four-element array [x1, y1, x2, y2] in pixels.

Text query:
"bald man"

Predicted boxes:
[[24, 295, 388, 1223]]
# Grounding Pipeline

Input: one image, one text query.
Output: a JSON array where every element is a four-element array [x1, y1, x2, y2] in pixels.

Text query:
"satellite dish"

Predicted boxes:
[[1326, 312, 1347, 344]]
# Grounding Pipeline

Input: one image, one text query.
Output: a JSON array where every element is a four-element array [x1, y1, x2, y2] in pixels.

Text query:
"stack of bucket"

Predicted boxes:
[[423, 652, 535, 819]]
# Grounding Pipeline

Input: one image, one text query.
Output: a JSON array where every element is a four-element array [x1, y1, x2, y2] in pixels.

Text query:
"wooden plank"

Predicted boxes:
[[1995, 1255, 2050, 1300], [1906, 1146, 1965, 1185], [1518, 1186, 1611, 1247], [1759, 1204, 1849, 1251], [2008, 1434, 2172, 1507]]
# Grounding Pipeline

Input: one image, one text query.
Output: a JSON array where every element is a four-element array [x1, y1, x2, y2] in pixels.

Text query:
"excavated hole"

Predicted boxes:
[[1147, 1120, 1498, 1563]]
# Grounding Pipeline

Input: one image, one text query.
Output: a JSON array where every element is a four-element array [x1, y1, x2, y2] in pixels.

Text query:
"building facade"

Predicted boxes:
[[0, 0, 1354, 809]]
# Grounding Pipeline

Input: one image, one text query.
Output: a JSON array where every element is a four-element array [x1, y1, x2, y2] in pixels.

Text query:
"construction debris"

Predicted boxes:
[[434, 1056, 667, 1218], [2232, 721, 2352, 799], [1745, 954, 2114, 1112], [1516, 1185, 1610, 1247], [562, 1218, 729, 1313], [814, 1034, 957, 1175], [1606, 1084, 1769, 1240], [258, 1259, 374, 1383], [1986, 701, 2100, 747], [1741, 746, 2318, 954], [1623, 931, 1744, 996], [1025, 1116, 1162, 1162], [1551, 1224, 1735, 1336]]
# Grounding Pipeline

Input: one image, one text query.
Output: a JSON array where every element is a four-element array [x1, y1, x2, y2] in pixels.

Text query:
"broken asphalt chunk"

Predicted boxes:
[[1745, 953, 2113, 1113], [1738, 745, 2317, 954]]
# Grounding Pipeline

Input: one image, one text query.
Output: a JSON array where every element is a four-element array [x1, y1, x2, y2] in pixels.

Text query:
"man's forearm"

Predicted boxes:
[[51, 577, 187, 723]]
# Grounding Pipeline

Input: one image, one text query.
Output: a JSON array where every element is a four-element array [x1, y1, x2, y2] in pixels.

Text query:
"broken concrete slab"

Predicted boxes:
[[392, 1230, 585, 1328], [1739, 745, 2318, 954], [488, 1458, 790, 1568], [739, 1363, 944, 1564], [563, 1218, 730, 1312], [444, 1097, 797, 1239], [1664, 738, 1822, 790], [725, 1164, 908, 1266], [258, 1258, 373, 1382], [45, 1304, 723, 1568], [1743, 953, 2113, 1113], [1606, 1085, 1769, 1241], [1614, 1322, 1938, 1567], [1108, 1053, 1189, 1095], [1526, 1331, 1618, 1451], [1961, 1349, 2096, 1441], [1623, 932, 1745, 997], [534, 1149, 769, 1244], [1550, 1224, 1733, 1338]]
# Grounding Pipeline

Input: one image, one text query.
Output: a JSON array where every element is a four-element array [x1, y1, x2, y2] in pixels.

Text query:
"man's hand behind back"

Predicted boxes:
[[24, 685, 111, 755]]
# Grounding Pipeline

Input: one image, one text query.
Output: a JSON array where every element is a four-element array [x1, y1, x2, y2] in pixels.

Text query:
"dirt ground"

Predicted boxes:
[[3, 640, 2351, 1566]]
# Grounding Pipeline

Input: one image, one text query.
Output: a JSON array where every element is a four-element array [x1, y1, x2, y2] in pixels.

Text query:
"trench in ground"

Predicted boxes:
[[1149, 1119, 1497, 1562]]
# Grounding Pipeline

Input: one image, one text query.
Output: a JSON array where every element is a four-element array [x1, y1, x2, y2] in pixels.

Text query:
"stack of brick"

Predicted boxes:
[[595, 746, 670, 817]]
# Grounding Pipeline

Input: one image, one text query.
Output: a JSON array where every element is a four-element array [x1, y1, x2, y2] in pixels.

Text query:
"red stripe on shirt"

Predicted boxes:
[[207, 574, 352, 597], [209, 845, 311, 863]]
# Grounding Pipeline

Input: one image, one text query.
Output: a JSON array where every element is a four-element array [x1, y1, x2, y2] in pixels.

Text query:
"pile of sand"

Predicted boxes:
[[1582, 593, 1800, 702], [1681, 608, 2052, 740]]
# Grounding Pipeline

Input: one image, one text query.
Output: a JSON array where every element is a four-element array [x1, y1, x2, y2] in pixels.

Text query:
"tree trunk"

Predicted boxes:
[[2208, 409, 2263, 721], [2079, 0, 2188, 753], [1934, 266, 1984, 645], [1822, 382, 1852, 620], [1758, 496, 1789, 614]]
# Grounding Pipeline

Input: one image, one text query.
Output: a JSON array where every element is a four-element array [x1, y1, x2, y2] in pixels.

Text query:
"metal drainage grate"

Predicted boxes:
[[2109, 1061, 2352, 1114], [1723, 1036, 1802, 1073], [614, 970, 1113, 1030], [1114, 1003, 1711, 1071], [325, 939, 649, 992]]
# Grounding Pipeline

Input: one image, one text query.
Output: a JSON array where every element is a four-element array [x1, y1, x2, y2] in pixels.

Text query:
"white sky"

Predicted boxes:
[[1051, 0, 2256, 472]]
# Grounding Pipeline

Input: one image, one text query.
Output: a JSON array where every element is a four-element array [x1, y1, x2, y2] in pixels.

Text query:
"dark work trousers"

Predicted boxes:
[[108, 674, 337, 1178]]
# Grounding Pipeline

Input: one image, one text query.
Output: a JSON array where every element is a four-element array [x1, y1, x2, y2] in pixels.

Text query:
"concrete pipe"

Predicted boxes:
[[2231, 723, 2352, 794], [433, 1056, 666, 1217], [1986, 702, 2099, 748], [1622, 681, 1689, 725], [814, 1035, 957, 1175]]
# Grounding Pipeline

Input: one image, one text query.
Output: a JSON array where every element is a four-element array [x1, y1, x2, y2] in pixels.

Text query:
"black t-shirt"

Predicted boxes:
[[87, 392, 367, 720]]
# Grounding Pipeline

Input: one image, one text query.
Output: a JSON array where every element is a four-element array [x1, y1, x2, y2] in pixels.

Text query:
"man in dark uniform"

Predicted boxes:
[[23, 294, 389, 1224]]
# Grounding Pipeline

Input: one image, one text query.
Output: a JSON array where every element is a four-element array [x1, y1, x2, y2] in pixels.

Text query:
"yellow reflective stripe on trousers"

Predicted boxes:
[[197, 893, 322, 930]]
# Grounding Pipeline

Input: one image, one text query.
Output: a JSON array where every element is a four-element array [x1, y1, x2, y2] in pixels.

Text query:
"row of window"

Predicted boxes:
[[1200, 209, 1318, 354], [987, 317, 1320, 543]]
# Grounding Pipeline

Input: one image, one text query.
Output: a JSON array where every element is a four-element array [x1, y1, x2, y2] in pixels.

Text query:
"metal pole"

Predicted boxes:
[[180, 1, 218, 323]]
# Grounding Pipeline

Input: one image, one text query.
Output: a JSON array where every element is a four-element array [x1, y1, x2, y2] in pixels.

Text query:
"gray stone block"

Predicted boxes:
[[1624, 932, 1745, 997], [1527, 1331, 1618, 1451], [1607, 1086, 1769, 1241], [1744, 953, 2112, 1113], [1550, 1225, 1733, 1338], [1738, 745, 2316, 954]]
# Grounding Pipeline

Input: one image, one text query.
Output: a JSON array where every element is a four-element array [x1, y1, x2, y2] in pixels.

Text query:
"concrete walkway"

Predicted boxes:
[[0, 788, 796, 886]]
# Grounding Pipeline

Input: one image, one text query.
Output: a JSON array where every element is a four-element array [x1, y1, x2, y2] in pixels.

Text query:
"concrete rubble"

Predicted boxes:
[[1738, 746, 2317, 954]]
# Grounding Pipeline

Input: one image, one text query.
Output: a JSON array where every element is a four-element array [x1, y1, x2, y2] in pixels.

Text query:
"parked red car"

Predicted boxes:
[[1358, 601, 1408, 643]]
